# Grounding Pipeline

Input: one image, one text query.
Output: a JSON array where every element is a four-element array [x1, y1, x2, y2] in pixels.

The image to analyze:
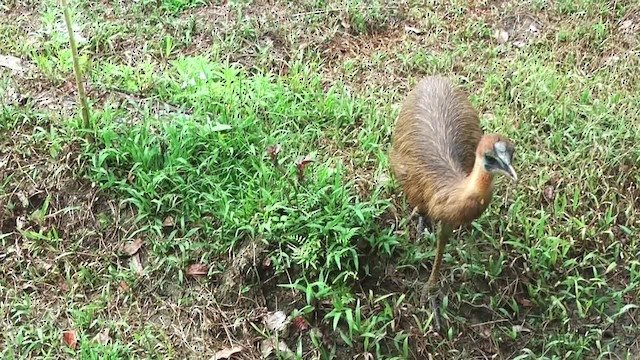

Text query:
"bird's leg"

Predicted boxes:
[[410, 206, 428, 238], [423, 222, 453, 331], [416, 215, 426, 237]]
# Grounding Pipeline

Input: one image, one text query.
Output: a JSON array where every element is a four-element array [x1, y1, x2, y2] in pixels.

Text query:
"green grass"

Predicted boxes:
[[87, 56, 394, 274], [1, 0, 640, 358]]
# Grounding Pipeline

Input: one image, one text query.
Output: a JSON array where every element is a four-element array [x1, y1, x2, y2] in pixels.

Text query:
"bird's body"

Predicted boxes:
[[389, 76, 517, 330], [390, 77, 493, 227]]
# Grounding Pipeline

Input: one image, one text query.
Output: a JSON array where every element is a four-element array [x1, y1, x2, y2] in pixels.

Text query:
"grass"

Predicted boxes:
[[1, 0, 640, 359]]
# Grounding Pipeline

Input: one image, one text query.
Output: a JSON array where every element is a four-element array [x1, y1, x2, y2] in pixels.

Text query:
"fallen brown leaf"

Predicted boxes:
[[296, 156, 314, 169], [62, 330, 77, 349], [186, 263, 209, 277], [163, 216, 175, 227], [264, 311, 288, 332], [21, 283, 37, 293], [92, 329, 110, 345], [543, 185, 554, 202], [118, 281, 129, 292], [122, 238, 143, 256], [620, 20, 634, 31], [340, 16, 350, 29], [494, 29, 509, 44], [213, 345, 244, 359], [518, 297, 533, 308], [0, 54, 28, 72], [260, 338, 292, 358], [512, 324, 532, 333], [296, 156, 315, 182], [262, 256, 272, 267], [291, 316, 310, 331], [266, 144, 282, 162], [404, 25, 424, 35], [130, 253, 144, 275]]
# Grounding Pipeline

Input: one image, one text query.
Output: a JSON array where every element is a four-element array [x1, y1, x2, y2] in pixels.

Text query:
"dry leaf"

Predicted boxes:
[[118, 281, 129, 292], [35, 259, 53, 272], [15, 216, 25, 230], [21, 283, 37, 293], [264, 311, 288, 332], [296, 156, 315, 182], [543, 185, 554, 202], [291, 316, 310, 331], [404, 25, 424, 35], [16, 192, 29, 207], [494, 29, 509, 44], [296, 156, 314, 167], [0, 54, 28, 72], [340, 16, 350, 29], [214, 345, 244, 359], [186, 263, 209, 277], [266, 144, 281, 162], [163, 216, 175, 227], [476, 324, 492, 338], [260, 338, 292, 359], [619, 20, 633, 31], [374, 173, 389, 186], [518, 297, 533, 308], [92, 329, 110, 345], [512, 325, 532, 333], [62, 330, 78, 349], [262, 256, 272, 268], [122, 238, 143, 256], [130, 253, 144, 275]]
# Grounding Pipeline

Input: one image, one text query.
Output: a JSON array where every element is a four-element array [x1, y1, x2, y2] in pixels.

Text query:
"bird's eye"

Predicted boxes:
[[486, 156, 498, 166]]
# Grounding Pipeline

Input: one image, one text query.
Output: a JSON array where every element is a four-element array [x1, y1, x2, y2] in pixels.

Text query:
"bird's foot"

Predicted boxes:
[[429, 292, 442, 332], [421, 286, 443, 332]]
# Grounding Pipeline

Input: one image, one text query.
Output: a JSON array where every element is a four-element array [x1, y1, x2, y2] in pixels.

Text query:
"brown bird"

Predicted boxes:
[[389, 76, 517, 330]]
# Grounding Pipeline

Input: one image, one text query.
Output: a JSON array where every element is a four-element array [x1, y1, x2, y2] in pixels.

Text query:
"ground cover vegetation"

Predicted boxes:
[[1, 0, 639, 358]]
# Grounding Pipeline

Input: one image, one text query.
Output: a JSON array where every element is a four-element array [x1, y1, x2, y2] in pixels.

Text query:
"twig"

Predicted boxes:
[[469, 319, 510, 327]]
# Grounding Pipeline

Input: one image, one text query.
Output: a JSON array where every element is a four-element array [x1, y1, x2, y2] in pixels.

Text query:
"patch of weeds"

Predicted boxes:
[[85, 22, 129, 56], [158, 0, 208, 14], [0, 23, 27, 55], [91, 60, 159, 93], [84, 54, 395, 290], [20, 0, 92, 84]]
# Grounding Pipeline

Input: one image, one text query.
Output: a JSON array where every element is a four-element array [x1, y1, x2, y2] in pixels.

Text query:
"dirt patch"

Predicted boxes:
[[320, 28, 406, 64], [214, 238, 268, 303], [495, 12, 544, 48]]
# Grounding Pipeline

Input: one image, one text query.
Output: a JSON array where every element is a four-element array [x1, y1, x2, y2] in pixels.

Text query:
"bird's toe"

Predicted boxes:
[[420, 285, 443, 332]]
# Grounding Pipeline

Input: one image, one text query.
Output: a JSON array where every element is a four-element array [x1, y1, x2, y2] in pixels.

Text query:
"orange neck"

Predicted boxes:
[[462, 158, 494, 197]]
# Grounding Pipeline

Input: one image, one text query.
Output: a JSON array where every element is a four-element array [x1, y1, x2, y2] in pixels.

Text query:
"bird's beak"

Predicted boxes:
[[505, 164, 517, 182], [497, 152, 517, 182]]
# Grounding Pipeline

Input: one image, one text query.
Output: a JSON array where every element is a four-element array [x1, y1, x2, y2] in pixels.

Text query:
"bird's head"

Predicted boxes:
[[478, 134, 517, 181]]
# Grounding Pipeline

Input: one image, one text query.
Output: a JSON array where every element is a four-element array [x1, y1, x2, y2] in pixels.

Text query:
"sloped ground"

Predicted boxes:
[[1, 0, 640, 359]]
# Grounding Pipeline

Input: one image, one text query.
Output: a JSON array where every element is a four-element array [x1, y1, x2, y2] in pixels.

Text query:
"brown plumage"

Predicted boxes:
[[389, 76, 517, 330]]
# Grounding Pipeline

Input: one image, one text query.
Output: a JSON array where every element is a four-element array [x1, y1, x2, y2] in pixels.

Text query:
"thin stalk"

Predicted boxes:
[[60, 0, 91, 135]]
